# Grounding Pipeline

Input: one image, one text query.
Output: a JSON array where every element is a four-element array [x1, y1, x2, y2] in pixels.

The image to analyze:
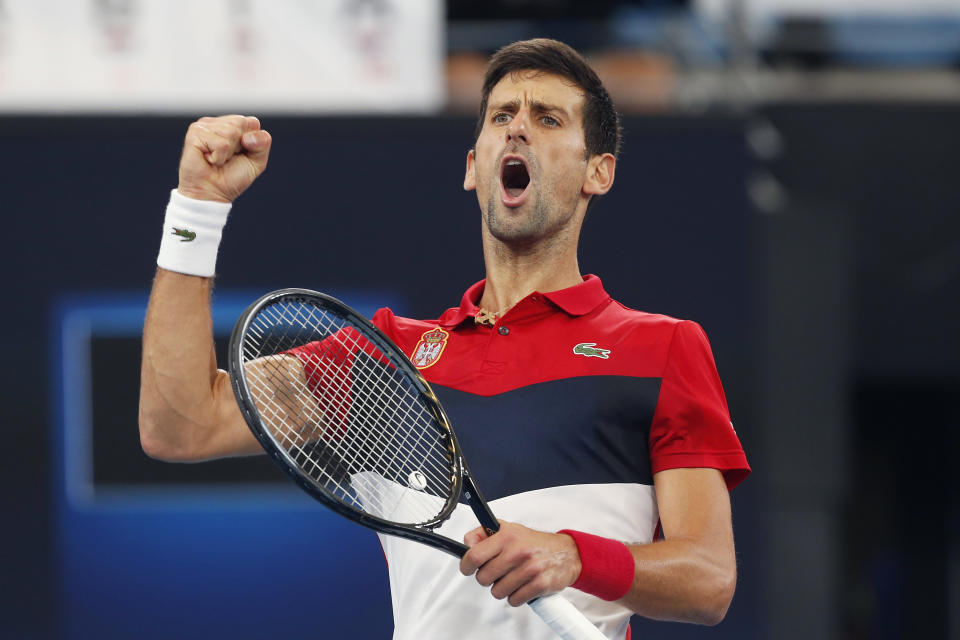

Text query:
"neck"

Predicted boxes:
[[478, 230, 583, 315]]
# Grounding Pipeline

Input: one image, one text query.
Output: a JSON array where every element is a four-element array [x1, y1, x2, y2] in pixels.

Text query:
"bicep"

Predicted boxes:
[[209, 354, 315, 458]]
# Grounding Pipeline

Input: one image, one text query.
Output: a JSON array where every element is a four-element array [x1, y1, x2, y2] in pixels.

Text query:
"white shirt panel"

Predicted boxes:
[[381, 482, 658, 640]]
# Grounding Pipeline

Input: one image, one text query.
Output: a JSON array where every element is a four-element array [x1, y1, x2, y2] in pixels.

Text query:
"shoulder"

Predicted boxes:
[[587, 299, 720, 371], [597, 298, 699, 342], [371, 307, 451, 350], [372, 306, 443, 330], [606, 299, 685, 326]]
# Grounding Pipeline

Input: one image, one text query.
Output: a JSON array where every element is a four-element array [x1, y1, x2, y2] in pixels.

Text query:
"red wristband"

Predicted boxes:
[[559, 529, 634, 601]]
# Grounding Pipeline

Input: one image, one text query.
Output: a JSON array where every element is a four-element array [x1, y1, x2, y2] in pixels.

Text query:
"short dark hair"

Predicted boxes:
[[473, 38, 622, 159]]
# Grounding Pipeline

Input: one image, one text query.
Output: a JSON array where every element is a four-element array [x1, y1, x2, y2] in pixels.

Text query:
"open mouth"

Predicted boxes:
[[501, 157, 530, 199]]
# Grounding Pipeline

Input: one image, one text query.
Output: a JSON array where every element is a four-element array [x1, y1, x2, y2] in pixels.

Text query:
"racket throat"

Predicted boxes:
[[463, 472, 500, 535]]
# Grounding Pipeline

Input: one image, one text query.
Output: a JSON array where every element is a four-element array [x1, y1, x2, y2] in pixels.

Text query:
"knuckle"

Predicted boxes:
[[512, 547, 533, 565], [520, 562, 539, 583], [529, 557, 547, 574], [224, 114, 247, 128], [209, 126, 236, 142], [529, 575, 547, 593]]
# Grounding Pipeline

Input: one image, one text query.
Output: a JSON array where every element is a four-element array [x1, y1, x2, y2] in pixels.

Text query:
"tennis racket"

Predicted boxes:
[[228, 288, 609, 640]]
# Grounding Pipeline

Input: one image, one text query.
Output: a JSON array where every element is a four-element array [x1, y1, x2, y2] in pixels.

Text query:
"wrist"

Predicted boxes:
[[175, 185, 232, 204], [558, 529, 635, 601], [156, 189, 232, 277]]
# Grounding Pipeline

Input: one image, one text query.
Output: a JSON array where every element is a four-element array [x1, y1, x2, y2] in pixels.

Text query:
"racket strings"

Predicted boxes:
[[247, 350, 453, 516], [300, 333, 456, 514], [245, 311, 453, 490], [241, 299, 456, 526], [244, 321, 443, 520]]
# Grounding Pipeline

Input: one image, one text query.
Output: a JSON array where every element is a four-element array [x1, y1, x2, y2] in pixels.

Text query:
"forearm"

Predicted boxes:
[[140, 115, 272, 461], [138, 268, 245, 460], [556, 469, 737, 625], [461, 520, 735, 624], [618, 537, 736, 626]]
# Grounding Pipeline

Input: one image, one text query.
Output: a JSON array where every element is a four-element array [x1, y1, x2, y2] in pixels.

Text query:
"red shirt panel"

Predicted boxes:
[[371, 276, 750, 489]]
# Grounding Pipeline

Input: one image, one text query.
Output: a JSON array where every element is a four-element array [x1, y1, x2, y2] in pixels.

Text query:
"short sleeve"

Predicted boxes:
[[282, 314, 393, 439], [371, 307, 393, 332], [649, 321, 750, 489]]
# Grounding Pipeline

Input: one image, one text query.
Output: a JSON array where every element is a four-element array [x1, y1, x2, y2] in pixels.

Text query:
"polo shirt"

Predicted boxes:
[[363, 275, 750, 640]]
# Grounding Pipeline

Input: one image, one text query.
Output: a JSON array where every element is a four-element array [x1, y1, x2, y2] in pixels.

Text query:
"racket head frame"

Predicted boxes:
[[228, 288, 478, 557], [228, 291, 609, 639]]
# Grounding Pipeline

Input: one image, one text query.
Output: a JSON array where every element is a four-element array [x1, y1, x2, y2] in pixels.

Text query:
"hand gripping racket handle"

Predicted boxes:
[[529, 593, 609, 640]]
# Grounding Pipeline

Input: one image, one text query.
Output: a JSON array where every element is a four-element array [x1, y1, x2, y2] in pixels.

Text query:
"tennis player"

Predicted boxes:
[[140, 38, 749, 639]]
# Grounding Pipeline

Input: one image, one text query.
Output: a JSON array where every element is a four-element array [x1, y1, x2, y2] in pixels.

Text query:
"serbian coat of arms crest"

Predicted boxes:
[[411, 327, 449, 369]]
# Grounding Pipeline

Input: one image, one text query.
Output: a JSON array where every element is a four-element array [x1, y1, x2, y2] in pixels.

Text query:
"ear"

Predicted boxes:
[[463, 149, 477, 191], [583, 153, 616, 196]]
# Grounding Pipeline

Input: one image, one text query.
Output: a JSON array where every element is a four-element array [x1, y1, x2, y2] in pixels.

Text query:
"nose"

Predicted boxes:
[[505, 109, 530, 145]]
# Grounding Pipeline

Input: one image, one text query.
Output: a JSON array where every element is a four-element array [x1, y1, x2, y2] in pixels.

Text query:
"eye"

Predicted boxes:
[[493, 112, 511, 125], [541, 115, 559, 127]]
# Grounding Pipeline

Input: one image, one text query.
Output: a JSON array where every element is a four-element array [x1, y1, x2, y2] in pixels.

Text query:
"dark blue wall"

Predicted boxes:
[[21, 106, 960, 639], [2, 114, 758, 638]]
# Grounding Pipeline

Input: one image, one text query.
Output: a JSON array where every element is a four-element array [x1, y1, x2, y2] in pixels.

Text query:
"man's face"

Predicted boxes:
[[465, 71, 592, 247]]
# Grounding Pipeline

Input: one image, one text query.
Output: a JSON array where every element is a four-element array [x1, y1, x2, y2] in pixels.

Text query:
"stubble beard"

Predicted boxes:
[[484, 189, 548, 246], [483, 181, 581, 252]]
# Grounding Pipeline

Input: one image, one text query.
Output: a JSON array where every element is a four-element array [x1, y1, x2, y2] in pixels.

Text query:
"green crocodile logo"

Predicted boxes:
[[171, 227, 197, 242], [573, 342, 611, 359]]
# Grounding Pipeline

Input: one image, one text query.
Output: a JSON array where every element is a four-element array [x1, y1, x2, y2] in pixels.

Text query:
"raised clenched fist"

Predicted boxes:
[[177, 115, 272, 203]]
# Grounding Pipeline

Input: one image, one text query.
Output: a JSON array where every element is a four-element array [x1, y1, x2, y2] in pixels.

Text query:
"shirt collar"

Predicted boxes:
[[438, 274, 609, 328], [542, 274, 609, 315]]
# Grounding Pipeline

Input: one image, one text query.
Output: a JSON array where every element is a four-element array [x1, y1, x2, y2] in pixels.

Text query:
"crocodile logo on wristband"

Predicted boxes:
[[171, 227, 197, 242]]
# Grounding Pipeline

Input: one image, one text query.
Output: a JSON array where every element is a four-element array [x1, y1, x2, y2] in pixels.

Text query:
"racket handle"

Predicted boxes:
[[528, 593, 609, 640]]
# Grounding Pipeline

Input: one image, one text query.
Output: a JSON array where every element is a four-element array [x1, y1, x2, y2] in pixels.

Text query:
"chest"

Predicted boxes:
[[432, 375, 661, 501]]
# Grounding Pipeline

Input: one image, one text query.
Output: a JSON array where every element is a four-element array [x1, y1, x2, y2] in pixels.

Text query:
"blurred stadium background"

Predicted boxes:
[[1, 0, 957, 638]]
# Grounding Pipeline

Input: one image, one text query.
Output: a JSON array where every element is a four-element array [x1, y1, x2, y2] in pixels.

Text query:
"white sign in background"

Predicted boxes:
[[0, 0, 443, 113]]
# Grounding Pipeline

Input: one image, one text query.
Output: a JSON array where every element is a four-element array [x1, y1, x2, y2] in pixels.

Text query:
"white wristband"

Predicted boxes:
[[156, 189, 232, 277]]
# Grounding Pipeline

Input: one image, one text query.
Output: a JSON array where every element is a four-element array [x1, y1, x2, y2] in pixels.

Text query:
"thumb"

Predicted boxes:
[[241, 130, 272, 170]]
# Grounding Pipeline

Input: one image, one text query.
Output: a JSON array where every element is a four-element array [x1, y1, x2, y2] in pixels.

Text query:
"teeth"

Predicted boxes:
[[506, 160, 522, 166]]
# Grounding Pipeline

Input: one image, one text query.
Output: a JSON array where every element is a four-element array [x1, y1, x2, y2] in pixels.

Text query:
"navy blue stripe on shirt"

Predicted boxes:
[[432, 376, 661, 501]]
